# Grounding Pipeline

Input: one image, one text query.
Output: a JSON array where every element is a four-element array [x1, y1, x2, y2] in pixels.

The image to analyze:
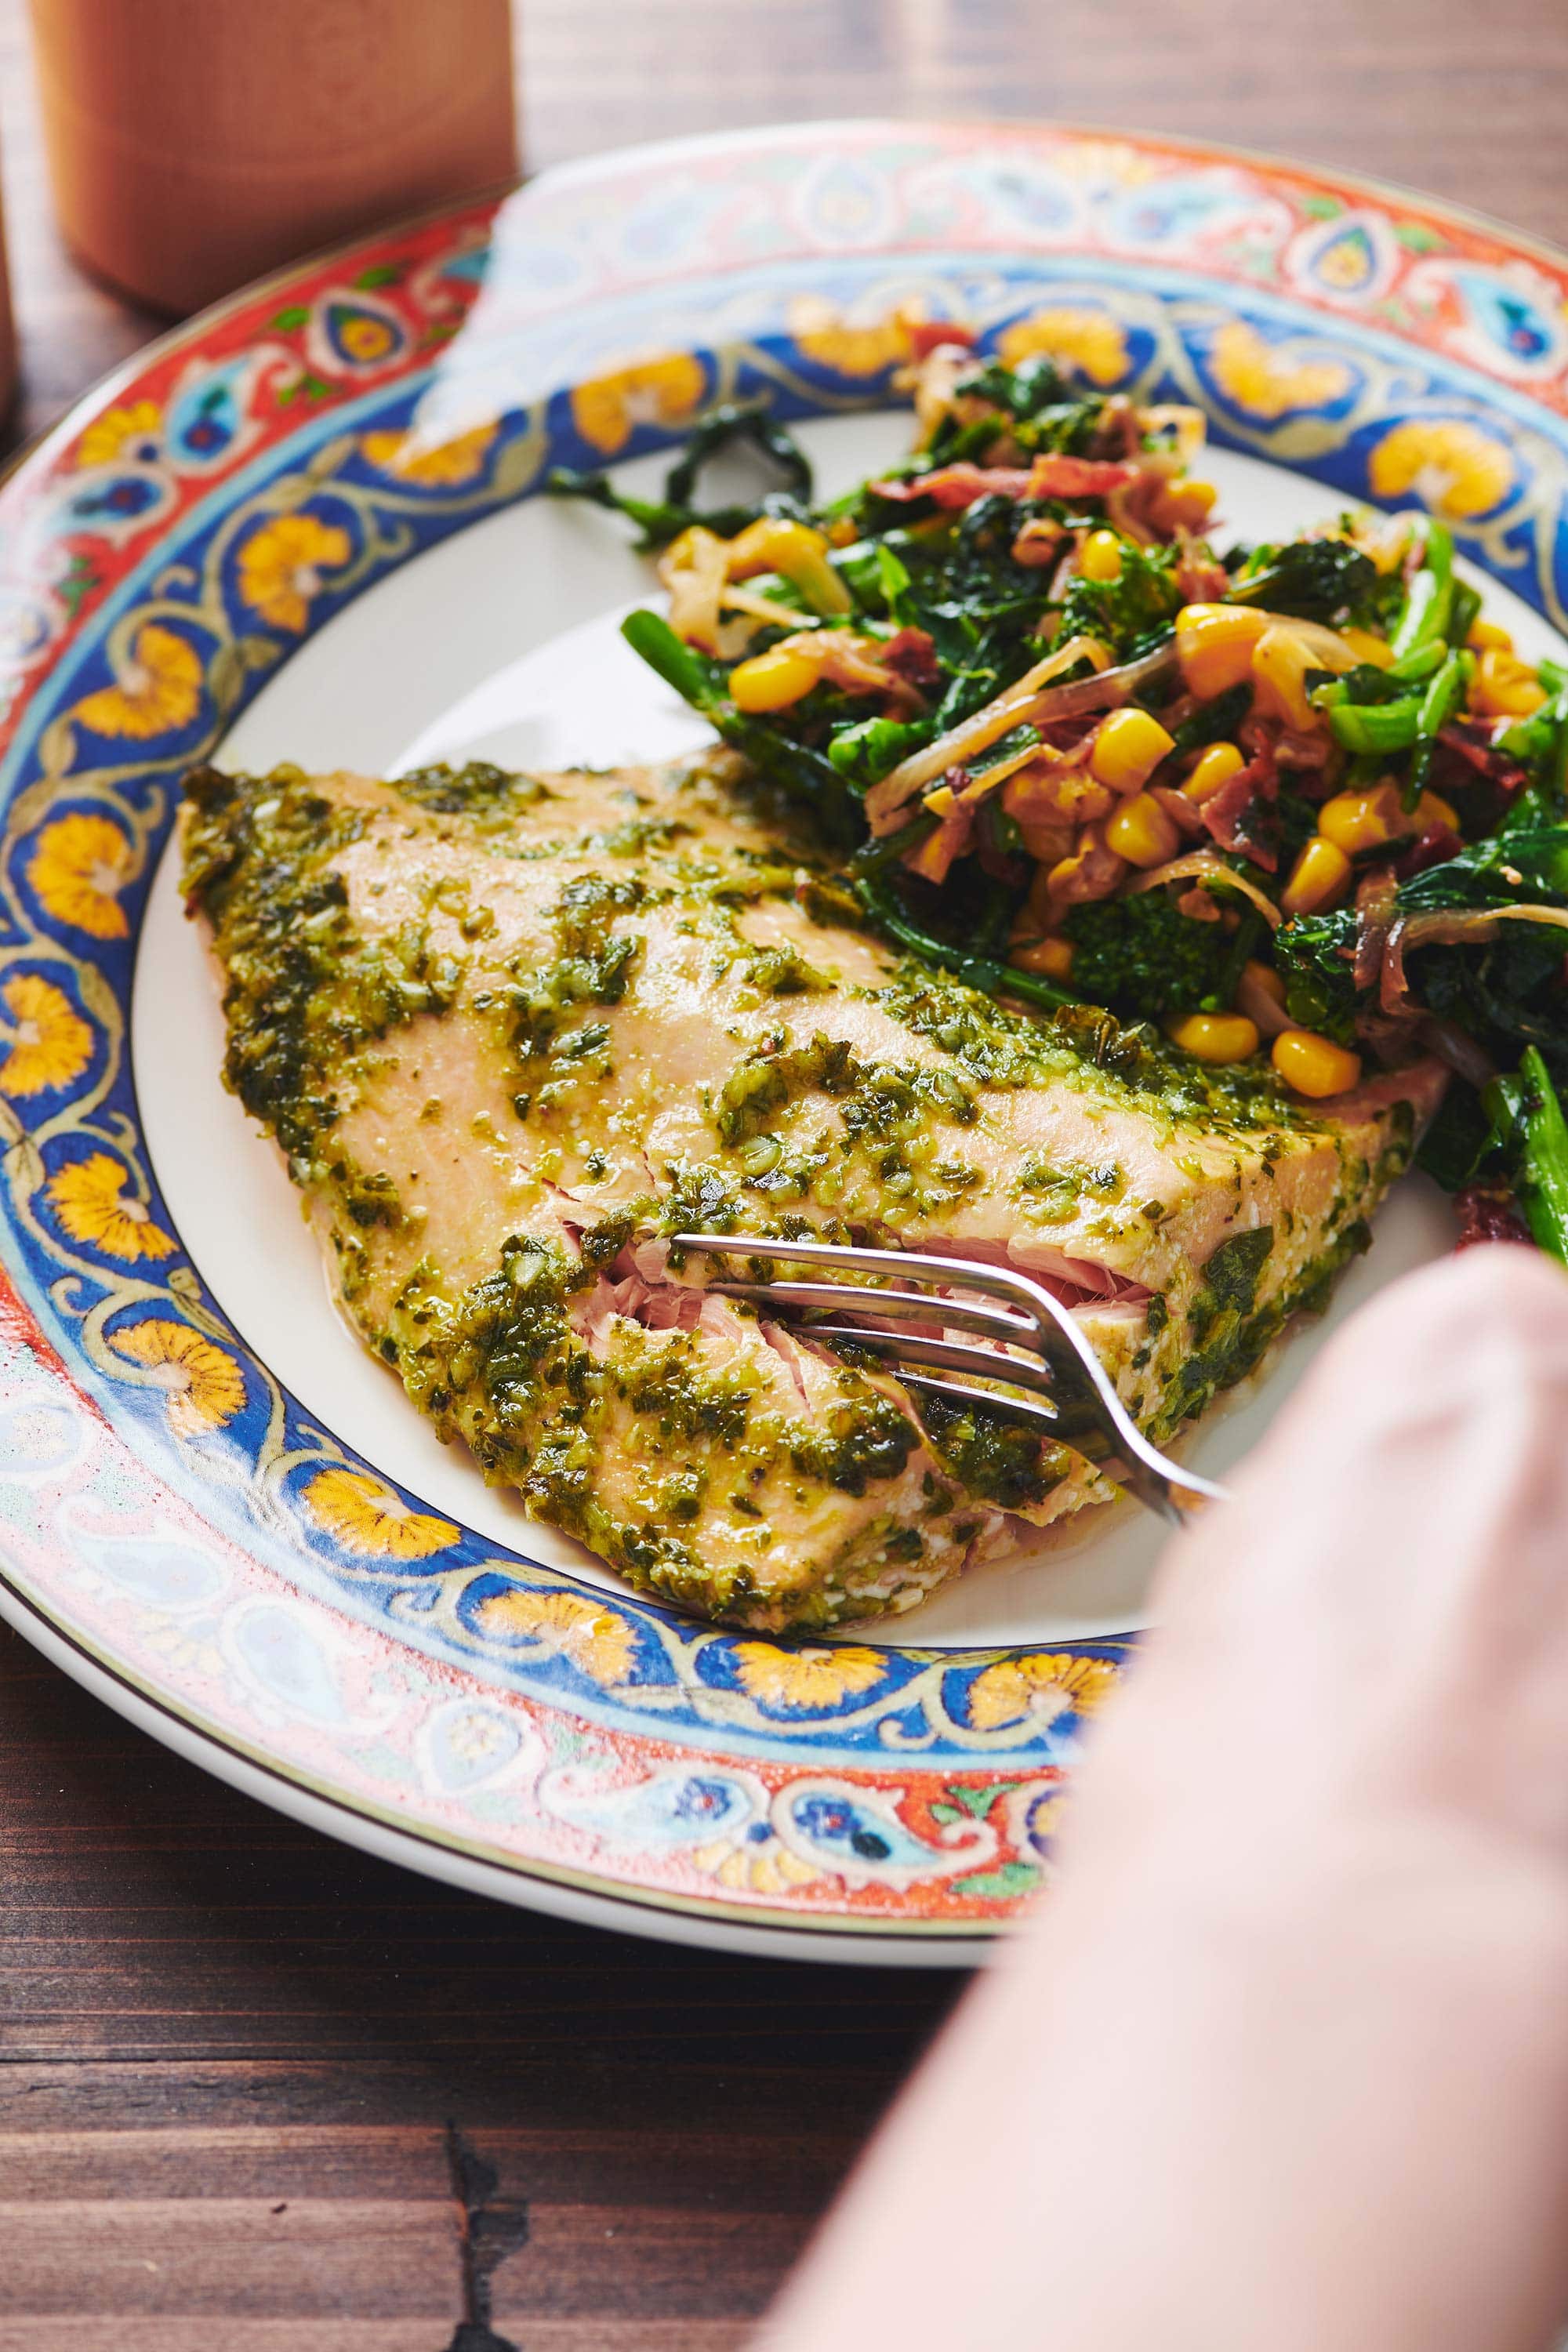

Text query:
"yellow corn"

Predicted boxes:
[[922, 784, 957, 817], [1175, 602, 1269, 698], [1011, 935, 1075, 980], [1317, 782, 1461, 854], [1160, 480, 1219, 532], [728, 641, 823, 712], [1281, 835, 1352, 916], [1105, 790, 1181, 869], [1166, 1011, 1261, 1065], [1243, 957, 1287, 1008], [1341, 626, 1396, 669], [1272, 1026, 1363, 1098], [1089, 706, 1177, 793], [1467, 616, 1513, 652], [1077, 528, 1124, 583], [1182, 741, 1246, 802], [725, 516, 852, 614], [1470, 646, 1546, 718], [1317, 782, 1403, 855], [1252, 623, 1319, 732]]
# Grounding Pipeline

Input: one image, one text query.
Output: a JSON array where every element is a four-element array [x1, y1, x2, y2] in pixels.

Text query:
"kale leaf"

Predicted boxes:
[[1226, 538, 1377, 623], [1062, 891, 1236, 1021]]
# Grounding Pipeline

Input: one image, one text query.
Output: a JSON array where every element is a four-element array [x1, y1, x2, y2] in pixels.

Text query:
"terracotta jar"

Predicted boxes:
[[26, 0, 517, 318]]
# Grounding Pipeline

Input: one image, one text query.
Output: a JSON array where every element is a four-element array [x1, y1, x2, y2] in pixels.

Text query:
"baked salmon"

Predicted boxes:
[[182, 751, 1442, 1630]]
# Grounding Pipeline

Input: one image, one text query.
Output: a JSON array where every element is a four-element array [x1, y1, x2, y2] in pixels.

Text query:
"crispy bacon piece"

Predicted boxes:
[[1029, 455, 1142, 499], [1175, 551, 1232, 604], [1454, 1182, 1534, 1251], [1428, 720, 1530, 828], [869, 454, 1140, 511], [882, 626, 942, 688], [870, 463, 1031, 508], [1392, 822, 1465, 882], [1199, 748, 1280, 871], [1149, 784, 1207, 840], [906, 318, 978, 360]]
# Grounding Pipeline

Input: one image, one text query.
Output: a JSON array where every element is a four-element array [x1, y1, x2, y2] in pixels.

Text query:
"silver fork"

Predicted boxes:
[[673, 1232, 1228, 1526]]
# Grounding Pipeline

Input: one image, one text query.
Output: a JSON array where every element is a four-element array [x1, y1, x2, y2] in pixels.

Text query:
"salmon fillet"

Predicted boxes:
[[181, 751, 1443, 1630]]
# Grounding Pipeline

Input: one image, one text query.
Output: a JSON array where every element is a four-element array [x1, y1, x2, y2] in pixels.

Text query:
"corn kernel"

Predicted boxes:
[[728, 642, 823, 712], [1089, 706, 1177, 793], [1242, 957, 1287, 1007], [726, 516, 851, 612], [1105, 790, 1181, 869], [922, 784, 957, 817], [1158, 480, 1219, 532], [1011, 935, 1075, 980], [1317, 782, 1404, 855], [1341, 626, 1396, 670], [1272, 1027, 1363, 1098], [1166, 1011, 1261, 1064], [1470, 646, 1546, 718], [1175, 602, 1269, 699], [1077, 529, 1124, 583], [1467, 616, 1513, 652], [1281, 835, 1352, 916], [1182, 741, 1247, 802]]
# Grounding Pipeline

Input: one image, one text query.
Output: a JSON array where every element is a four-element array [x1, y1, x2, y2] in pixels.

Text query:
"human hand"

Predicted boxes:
[[762, 1248, 1568, 2352]]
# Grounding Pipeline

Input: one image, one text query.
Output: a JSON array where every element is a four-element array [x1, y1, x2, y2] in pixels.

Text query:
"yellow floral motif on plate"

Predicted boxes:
[[474, 1588, 640, 1683], [966, 1652, 1120, 1733], [731, 1642, 887, 1710], [1208, 319, 1353, 419], [238, 514, 354, 632], [569, 351, 706, 456], [49, 1153, 175, 1261], [302, 1466, 459, 1560], [27, 813, 136, 938], [1369, 417, 1514, 518], [997, 305, 1131, 387], [0, 974, 93, 1097], [111, 1319, 247, 1436]]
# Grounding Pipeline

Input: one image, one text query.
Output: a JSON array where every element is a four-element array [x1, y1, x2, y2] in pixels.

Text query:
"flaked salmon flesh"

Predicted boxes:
[[182, 751, 1443, 1631]]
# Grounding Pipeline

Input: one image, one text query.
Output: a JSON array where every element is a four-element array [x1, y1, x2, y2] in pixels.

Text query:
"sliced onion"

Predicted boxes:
[[1127, 850, 1283, 931], [1381, 902, 1568, 1017], [866, 633, 1113, 827], [1103, 481, 1157, 546], [657, 526, 729, 654], [1357, 1007, 1497, 1087], [1352, 867, 1399, 993], [949, 734, 1054, 808], [1236, 961, 1293, 1037], [720, 582, 822, 631]]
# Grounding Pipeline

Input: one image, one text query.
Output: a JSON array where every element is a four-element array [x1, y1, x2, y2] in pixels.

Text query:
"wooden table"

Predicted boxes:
[[2, 0, 1567, 2339]]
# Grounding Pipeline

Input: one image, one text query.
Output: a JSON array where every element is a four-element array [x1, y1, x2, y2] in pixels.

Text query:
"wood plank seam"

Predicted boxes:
[[445, 2122, 528, 2352]]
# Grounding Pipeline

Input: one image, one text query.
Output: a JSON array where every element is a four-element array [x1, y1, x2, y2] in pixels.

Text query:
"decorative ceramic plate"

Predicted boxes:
[[3, 121, 1565, 1962]]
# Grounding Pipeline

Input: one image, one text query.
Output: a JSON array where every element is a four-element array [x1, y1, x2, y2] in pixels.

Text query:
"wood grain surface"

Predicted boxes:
[[2, 0, 1568, 2339]]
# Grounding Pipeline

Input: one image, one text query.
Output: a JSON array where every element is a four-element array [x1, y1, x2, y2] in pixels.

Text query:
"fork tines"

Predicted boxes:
[[672, 1231, 1226, 1526]]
